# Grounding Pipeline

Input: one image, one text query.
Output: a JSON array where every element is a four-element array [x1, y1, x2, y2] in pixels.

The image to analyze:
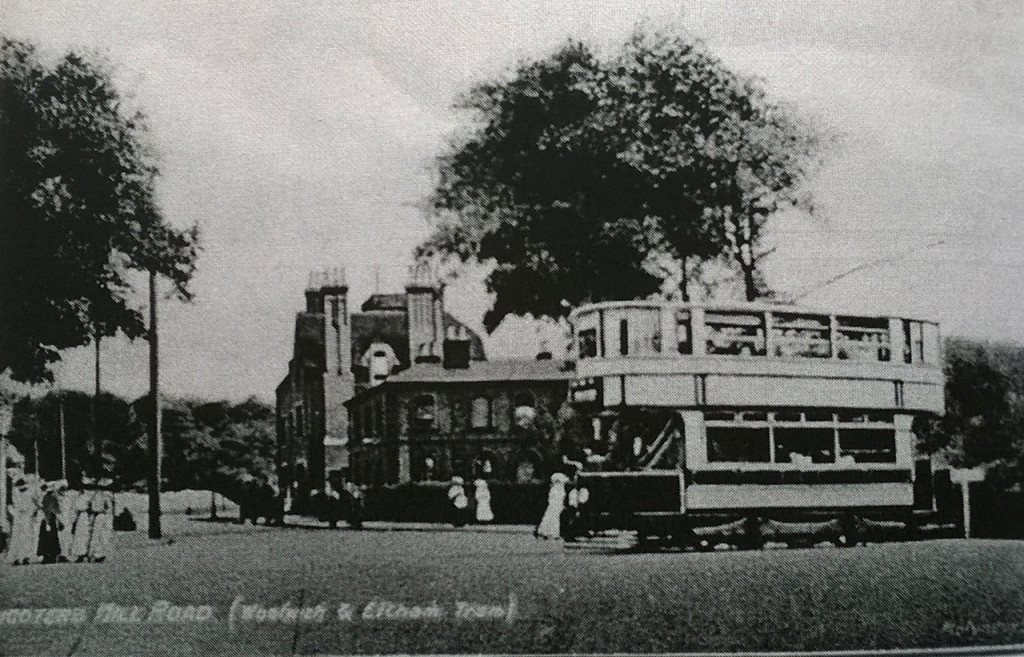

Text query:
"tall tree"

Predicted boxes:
[[0, 37, 199, 383], [419, 29, 822, 330]]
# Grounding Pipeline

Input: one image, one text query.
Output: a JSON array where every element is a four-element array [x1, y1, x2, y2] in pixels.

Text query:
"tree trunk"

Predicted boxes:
[[680, 256, 689, 302], [743, 262, 757, 302]]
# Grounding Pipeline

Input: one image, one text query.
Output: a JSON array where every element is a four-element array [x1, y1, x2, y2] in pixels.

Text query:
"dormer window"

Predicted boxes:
[[360, 342, 399, 386]]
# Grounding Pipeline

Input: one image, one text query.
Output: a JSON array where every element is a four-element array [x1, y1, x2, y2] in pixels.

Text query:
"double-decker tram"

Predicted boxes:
[[566, 300, 944, 549]]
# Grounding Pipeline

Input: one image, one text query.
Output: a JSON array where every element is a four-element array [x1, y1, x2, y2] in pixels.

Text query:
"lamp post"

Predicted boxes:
[[148, 269, 162, 539]]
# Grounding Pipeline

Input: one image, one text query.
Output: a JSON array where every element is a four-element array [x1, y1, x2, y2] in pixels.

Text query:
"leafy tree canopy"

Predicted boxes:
[[419, 29, 824, 331], [0, 37, 199, 383], [915, 336, 1024, 491]]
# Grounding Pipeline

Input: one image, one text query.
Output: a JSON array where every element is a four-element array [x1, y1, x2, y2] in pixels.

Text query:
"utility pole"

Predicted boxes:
[[148, 269, 163, 539], [94, 327, 101, 461], [0, 404, 13, 546], [58, 393, 66, 480]]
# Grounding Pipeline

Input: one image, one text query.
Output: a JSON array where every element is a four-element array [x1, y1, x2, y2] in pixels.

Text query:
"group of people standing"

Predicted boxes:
[[6, 475, 114, 566], [446, 476, 493, 527], [443, 466, 585, 540]]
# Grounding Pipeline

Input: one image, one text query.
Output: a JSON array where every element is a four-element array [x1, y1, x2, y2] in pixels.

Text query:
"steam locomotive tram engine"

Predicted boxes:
[[566, 301, 944, 549]]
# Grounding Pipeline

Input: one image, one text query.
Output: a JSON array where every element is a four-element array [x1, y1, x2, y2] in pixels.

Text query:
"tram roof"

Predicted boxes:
[[567, 299, 939, 326]]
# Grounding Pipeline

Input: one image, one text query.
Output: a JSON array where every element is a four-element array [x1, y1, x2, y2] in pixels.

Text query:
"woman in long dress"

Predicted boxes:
[[474, 479, 493, 523], [7, 477, 39, 565], [87, 483, 114, 562], [37, 483, 62, 563], [70, 485, 94, 562], [536, 472, 569, 539], [55, 481, 74, 562]]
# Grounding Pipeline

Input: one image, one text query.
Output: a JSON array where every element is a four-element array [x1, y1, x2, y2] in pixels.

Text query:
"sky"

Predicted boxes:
[[2, 0, 1023, 403]]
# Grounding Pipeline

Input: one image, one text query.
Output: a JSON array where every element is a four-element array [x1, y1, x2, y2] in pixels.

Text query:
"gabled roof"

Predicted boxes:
[[351, 310, 409, 371]]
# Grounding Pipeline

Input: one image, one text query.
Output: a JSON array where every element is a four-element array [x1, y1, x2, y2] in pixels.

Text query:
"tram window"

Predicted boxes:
[[837, 317, 890, 362], [676, 310, 692, 355], [705, 410, 735, 422], [706, 427, 771, 463], [839, 429, 896, 463], [578, 328, 598, 359], [837, 411, 893, 424], [772, 313, 830, 358], [804, 410, 834, 422], [922, 323, 939, 364], [774, 410, 802, 422], [628, 308, 662, 355], [903, 320, 925, 364], [740, 411, 767, 422], [774, 428, 835, 464], [705, 312, 766, 356], [619, 319, 629, 356]]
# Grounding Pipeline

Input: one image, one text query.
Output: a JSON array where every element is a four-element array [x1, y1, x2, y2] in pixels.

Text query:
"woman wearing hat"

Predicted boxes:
[[70, 477, 94, 562], [37, 481, 63, 563], [447, 476, 470, 528], [535, 472, 570, 540], [7, 477, 40, 565], [87, 479, 114, 562]]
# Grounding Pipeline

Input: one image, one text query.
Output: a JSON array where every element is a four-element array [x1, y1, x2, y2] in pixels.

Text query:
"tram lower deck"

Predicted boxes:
[[564, 300, 945, 548]]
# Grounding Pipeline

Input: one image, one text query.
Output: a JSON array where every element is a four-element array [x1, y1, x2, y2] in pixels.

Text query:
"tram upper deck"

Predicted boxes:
[[568, 301, 944, 414]]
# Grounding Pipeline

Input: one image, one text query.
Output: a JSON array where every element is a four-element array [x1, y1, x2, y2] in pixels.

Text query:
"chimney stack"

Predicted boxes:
[[406, 261, 443, 365], [443, 326, 471, 369]]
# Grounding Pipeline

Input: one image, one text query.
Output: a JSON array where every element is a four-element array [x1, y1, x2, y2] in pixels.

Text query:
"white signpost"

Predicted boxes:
[[950, 467, 986, 538]]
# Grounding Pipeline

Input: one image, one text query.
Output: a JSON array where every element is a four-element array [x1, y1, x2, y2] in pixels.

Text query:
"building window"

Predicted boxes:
[[410, 394, 435, 431], [294, 406, 304, 437], [470, 395, 492, 429], [512, 392, 536, 429], [385, 393, 398, 436], [451, 397, 466, 432]]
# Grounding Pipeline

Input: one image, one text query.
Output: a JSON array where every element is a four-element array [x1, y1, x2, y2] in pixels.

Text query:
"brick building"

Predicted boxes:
[[275, 264, 485, 502], [346, 350, 572, 486]]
